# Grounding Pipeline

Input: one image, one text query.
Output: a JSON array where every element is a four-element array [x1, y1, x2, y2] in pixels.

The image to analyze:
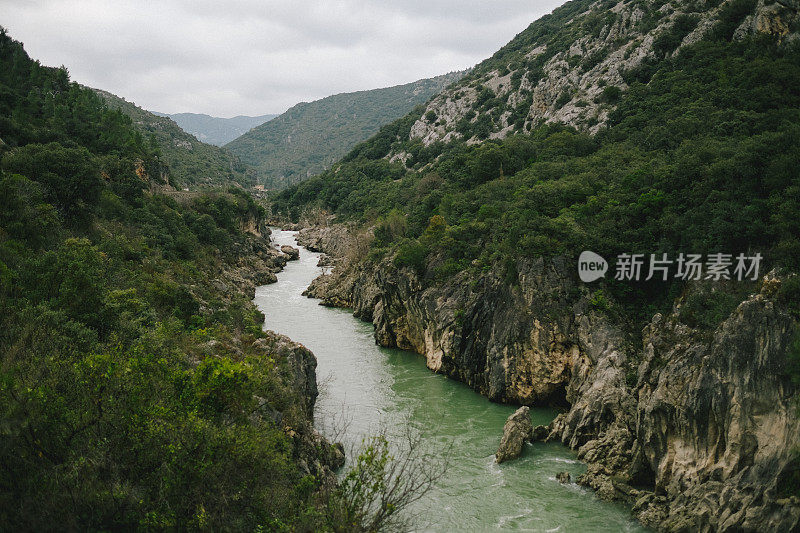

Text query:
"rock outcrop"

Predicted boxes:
[[297, 224, 356, 257], [556, 471, 572, 484], [253, 331, 318, 418], [300, 225, 800, 531], [251, 331, 345, 479], [281, 244, 300, 260], [395, 0, 799, 151], [551, 276, 800, 531], [496, 406, 534, 463], [313, 254, 580, 405]]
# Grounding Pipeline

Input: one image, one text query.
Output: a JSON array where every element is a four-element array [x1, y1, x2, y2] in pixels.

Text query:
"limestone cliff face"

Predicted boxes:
[[254, 331, 319, 419], [299, 226, 799, 531], [307, 248, 581, 405], [212, 232, 286, 304], [551, 275, 800, 531]]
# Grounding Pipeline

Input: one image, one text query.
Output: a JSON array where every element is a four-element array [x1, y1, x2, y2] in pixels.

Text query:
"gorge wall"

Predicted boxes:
[[297, 225, 800, 531]]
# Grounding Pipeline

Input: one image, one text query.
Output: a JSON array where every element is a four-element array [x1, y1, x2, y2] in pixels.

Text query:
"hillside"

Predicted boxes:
[[360, 0, 800, 165], [155, 112, 277, 146], [93, 89, 253, 188], [274, 0, 800, 530], [225, 71, 466, 189]]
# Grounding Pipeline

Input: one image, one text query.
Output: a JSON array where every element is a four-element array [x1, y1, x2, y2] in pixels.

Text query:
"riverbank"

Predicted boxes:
[[202, 226, 347, 501], [292, 223, 800, 532]]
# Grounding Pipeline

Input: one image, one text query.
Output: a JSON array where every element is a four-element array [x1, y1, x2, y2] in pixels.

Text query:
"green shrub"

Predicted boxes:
[[590, 289, 610, 311], [555, 90, 572, 108], [679, 285, 750, 330], [652, 14, 700, 57], [778, 276, 800, 318], [393, 239, 428, 274], [596, 85, 622, 104]]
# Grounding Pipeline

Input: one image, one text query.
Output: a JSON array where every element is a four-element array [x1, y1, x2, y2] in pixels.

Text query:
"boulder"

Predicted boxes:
[[531, 424, 549, 442], [280, 245, 300, 260], [556, 471, 571, 484], [496, 406, 532, 463]]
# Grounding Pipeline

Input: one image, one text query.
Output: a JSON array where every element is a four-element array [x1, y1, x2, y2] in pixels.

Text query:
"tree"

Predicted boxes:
[[2, 143, 103, 222], [325, 430, 448, 532]]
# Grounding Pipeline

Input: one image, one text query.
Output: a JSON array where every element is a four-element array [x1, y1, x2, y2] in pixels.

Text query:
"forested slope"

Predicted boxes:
[[226, 71, 465, 189], [95, 88, 254, 189], [275, 0, 800, 321], [273, 1, 800, 529]]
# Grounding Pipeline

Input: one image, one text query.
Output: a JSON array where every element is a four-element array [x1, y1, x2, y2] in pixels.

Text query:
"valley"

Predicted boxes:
[[2, 0, 799, 530]]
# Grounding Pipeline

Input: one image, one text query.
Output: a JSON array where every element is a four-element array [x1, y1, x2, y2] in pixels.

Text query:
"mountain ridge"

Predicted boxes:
[[377, 0, 800, 164], [153, 111, 277, 146], [225, 70, 466, 189]]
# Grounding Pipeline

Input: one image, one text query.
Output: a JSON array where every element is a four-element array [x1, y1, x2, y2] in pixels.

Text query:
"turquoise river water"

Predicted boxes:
[[253, 229, 645, 532]]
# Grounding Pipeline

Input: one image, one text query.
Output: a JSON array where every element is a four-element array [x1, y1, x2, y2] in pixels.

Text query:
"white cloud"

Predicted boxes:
[[1, 0, 566, 117]]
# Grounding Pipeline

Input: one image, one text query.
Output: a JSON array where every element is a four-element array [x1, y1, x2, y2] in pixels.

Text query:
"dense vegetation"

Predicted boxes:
[[274, 31, 800, 325], [160, 112, 277, 147], [96, 89, 255, 189], [1, 28, 427, 530], [226, 71, 465, 189]]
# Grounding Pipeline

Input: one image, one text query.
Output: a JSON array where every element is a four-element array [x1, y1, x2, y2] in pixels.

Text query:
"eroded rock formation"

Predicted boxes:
[[496, 406, 533, 463], [298, 225, 800, 531]]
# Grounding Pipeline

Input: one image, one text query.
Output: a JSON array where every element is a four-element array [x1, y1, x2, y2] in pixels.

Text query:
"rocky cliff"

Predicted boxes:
[[297, 225, 800, 531], [548, 273, 800, 531], [253, 330, 345, 480], [394, 0, 800, 156]]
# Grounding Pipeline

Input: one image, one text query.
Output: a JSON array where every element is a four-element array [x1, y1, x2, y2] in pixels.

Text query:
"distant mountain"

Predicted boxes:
[[154, 112, 277, 146], [94, 89, 252, 188], [225, 71, 466, 189]]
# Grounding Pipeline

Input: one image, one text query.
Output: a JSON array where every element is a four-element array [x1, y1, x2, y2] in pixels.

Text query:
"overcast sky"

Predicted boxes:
[[2, 0, 565, 117]]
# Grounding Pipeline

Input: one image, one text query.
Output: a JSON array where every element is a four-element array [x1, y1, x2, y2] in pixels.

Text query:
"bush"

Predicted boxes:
[[555, 90, 572, 108], [596, 85, 622, 104], [393, 239, 428, 274], [652, 14, 700, 57], [679, 285, 750, 330], [779, 276, 800, 318]]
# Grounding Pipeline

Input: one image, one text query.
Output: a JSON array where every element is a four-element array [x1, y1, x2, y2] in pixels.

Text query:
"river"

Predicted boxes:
[[253, 228, 645, 532]]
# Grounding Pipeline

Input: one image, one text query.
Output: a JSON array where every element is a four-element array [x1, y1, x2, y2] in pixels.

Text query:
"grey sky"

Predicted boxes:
[[2, 0, 566, 117]]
